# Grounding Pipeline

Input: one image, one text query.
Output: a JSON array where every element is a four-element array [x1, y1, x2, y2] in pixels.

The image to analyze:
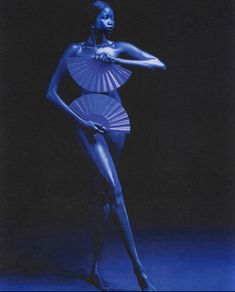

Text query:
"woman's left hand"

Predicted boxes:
[[94, 53, 118, 64]]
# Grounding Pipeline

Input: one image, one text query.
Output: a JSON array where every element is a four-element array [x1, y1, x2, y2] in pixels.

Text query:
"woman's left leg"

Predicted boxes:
[[105, 131, 158, 291]]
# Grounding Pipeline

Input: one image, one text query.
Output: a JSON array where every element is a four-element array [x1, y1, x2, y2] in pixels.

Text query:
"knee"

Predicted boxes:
[[108, 181, 124, 207]]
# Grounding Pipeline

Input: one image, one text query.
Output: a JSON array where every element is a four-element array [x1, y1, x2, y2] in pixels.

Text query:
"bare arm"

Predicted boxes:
[[117, 42, 166, 70], [97, 42, 166, 70], [46, 44, 87, 125], [46, 44, 106, 133]]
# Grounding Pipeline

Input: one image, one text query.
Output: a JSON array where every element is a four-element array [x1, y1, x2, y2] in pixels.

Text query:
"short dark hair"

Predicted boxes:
[[90, 1, 112, 24], [93, 0, 111, 11]]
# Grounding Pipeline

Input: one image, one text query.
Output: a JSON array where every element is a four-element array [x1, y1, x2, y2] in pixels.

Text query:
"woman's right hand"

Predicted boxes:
[[94, 52, 117, 63], [82, 120, 106, 134]]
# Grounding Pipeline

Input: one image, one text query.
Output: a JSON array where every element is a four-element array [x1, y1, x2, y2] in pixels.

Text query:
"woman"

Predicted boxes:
[[47, 1, 166, 291]]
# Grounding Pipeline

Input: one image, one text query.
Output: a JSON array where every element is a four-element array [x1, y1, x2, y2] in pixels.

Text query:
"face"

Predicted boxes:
[[95, 7, 115, 33]]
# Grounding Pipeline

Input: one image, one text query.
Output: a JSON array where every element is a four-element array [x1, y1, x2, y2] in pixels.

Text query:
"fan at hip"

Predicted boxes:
[[69, 94, 131, 134]]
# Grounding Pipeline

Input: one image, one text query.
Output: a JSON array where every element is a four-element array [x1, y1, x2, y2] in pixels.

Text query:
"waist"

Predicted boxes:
[[80, 89, 122, 104]]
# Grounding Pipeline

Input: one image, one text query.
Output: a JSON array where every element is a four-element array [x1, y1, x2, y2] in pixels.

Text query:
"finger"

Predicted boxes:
[[105, 54, 111, 63], [94, 54, 101, 61], [95, 123, 104, 130], [101, 53, 106, 61], [95, 126, 104, 133], [95, 123, 106, 133], [103, 53, 110, 62]]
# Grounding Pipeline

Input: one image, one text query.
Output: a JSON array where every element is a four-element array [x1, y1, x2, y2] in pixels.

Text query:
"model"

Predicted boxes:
[[46, 1, 166, 291]]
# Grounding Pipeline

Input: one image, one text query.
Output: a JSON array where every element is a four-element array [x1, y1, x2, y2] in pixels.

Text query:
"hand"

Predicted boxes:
[[83, 120, 107, 134], [94, 52, 117, 64]]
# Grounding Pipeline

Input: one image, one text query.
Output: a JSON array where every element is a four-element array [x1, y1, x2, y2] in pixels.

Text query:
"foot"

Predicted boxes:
[[134, 266, 157, 292], [87, 273, 110, 291]]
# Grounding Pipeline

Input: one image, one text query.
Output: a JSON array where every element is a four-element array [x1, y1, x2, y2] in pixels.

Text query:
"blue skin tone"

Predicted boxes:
[[47, 6, 166, 292]]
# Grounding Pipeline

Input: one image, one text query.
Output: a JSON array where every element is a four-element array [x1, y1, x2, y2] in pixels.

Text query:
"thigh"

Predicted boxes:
[[105, 131, 126, 165], [76, 127, 121, 190]]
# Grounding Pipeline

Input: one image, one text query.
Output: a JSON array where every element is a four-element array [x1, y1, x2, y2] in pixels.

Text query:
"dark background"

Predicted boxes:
[[0, 0, 234, 242]]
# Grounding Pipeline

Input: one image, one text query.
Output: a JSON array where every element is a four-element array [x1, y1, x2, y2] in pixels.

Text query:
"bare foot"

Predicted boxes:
[[87, 273, 110, 291], [134, 266, 157, 292]]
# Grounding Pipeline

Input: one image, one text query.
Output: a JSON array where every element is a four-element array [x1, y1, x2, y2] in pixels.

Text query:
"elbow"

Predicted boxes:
[[46, 87, 56, 101], [159, 62, 167, 71], [46, 91, 53, 102], [156, 61, 167, 71], [151, 59, 167, 71], [46, 89, 51, 100]]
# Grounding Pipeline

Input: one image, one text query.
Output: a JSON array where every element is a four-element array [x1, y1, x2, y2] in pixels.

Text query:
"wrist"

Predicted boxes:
[[115, 57, 122, 64]]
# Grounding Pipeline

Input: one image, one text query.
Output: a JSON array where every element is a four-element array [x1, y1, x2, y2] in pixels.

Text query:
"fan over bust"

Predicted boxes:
[[67, 55, 132, 93]]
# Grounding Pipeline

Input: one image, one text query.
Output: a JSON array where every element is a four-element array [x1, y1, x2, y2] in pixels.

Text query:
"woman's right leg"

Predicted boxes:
[[88, 175, 111, 290], [89, 192, 110, 290], [90, 177, 110, 278]]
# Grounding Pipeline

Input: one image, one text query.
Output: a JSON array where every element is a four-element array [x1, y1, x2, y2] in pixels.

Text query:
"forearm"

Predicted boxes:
[[115, 58, 166, 70], [46, 89, 86, 125]]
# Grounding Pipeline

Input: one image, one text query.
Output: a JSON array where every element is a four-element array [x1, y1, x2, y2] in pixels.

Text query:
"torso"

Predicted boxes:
[[68, 40, 124, 104]]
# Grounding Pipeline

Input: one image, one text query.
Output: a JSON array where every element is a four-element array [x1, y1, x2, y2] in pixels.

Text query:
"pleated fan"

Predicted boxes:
[[67, 56, 132, 92], [69, 94, 131, 134]]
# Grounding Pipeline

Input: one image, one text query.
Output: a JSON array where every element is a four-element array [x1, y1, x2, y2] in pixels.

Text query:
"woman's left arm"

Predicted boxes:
[[113, 42, 166, 70]]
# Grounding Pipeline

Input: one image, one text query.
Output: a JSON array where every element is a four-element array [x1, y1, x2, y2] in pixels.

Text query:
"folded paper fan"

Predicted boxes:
[[67, 56, 132, 92], [69, 94, 131, 134]]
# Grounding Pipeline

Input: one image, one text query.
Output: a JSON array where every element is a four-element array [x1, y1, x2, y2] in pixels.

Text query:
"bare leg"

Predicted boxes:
[[90, 179, 109, 275], [108, 191, 157, 291], [106, 132, 157, 291], [88, 186, 110, 290], [77, 129, 157, 291]]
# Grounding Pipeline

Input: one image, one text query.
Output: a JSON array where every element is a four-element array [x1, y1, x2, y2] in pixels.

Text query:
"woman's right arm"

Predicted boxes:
[[46, 44, 88, 125], [46, 44, 106, 133]]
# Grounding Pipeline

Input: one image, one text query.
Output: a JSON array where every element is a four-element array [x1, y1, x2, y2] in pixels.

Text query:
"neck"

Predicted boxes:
[[87, 28, 109, 47]]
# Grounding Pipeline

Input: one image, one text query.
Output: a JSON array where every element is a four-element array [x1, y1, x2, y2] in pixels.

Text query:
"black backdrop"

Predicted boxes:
[[0, 0, 234, 238]]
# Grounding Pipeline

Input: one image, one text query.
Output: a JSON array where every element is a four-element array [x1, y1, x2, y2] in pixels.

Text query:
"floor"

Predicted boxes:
[[0, 228, 234, 291]]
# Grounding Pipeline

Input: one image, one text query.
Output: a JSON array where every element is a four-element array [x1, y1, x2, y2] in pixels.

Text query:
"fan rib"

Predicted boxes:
[[105, 105, 121, 121], [106, 70, 120, 89], [80, 98, 90, 116], [102, 100, 118, 117], [108, 113, 128, 123], [109, 120, 130, 126], [107, 107, 125, 120], [115, 65, 132, 77], [74, 100, 87, 118]]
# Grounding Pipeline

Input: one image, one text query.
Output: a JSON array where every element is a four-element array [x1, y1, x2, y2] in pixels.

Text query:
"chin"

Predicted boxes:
[[106, 29, 114, 35]]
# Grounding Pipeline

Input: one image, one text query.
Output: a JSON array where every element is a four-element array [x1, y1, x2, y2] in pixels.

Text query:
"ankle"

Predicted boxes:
[[133, 263, 144, 273], [90, 266, 100, 276]]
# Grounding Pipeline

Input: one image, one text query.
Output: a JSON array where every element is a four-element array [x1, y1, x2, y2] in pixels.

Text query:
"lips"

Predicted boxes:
[[106, 28, 114, 33]]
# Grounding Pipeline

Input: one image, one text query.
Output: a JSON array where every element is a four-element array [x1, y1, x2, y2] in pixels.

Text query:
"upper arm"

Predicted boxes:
[[118, 41, 157, 60], [47, 43, 81, 92]]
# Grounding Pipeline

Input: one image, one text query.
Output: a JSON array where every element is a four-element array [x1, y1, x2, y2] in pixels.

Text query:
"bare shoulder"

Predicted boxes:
[[64, 42, 83, 57], [114, 41, 157, 59], [115, 41, 137, 53], [115, 41, 133, 47]]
